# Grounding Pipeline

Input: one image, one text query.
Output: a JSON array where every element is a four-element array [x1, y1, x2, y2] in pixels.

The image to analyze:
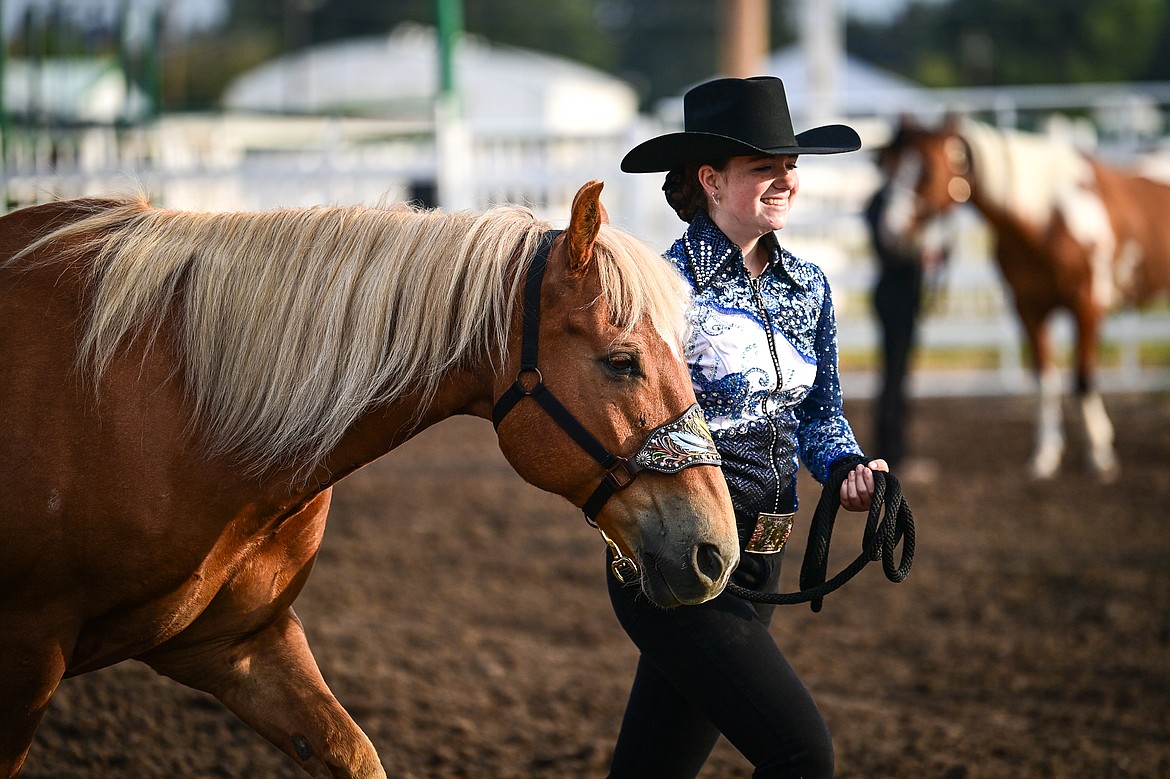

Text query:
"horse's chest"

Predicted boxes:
[[993, 218, 1098, 307]]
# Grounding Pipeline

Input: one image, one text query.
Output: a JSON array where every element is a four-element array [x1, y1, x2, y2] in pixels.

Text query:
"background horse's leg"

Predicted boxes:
[[1072, 305, 1118, 481], [1019, 310, 1065, 479], [0, 635, 67, 778], [141, 607, 386, 779]]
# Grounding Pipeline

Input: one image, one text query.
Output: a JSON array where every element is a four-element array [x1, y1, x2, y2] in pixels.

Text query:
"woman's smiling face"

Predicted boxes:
[[702, 154, 800, 243]]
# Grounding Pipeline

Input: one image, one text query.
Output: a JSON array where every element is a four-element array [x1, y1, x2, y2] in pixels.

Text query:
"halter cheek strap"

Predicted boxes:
[[492, 229, 645, 520], [492, 229, 562, 426]]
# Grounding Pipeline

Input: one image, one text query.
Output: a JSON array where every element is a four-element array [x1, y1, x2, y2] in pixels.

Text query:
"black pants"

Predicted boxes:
[[606, 548, 834, 778], [873, 265, 923, 468]]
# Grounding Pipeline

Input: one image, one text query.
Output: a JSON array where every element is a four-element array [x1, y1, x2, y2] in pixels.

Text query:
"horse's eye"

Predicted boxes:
[[604, 352, 641, 377]]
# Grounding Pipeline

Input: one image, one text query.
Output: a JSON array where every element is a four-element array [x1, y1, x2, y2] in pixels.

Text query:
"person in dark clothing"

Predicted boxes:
[[615, 76, 890, 779], [864, 140, 950, 469]]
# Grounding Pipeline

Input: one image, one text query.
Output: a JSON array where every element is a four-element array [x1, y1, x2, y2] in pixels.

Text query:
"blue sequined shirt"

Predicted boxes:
[[666, 211, 862, 518]]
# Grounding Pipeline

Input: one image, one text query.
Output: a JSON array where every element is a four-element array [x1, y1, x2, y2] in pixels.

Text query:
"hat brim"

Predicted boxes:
[[621, 125, 861, 173]]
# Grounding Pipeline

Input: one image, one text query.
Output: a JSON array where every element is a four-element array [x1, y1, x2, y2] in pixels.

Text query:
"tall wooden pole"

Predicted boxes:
[[0, 0, 8, 172], [720, 0, 769, 78], [437, 0, 461, 100], [435, 0, 471, 210], [147, 5, 163, 120], [0, 0, 8, 211]]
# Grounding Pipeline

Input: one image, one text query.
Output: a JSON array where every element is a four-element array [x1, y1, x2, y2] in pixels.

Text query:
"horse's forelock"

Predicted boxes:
[[590, 225, 690, 359]]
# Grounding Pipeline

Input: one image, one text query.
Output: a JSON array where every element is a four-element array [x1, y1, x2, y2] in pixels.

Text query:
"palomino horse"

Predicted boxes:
[[0, 180, 739, 778], [881, 116, 1170, 480]]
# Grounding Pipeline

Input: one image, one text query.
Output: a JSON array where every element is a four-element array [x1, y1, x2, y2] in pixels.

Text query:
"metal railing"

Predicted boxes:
[[3, 111, 1168, 398]]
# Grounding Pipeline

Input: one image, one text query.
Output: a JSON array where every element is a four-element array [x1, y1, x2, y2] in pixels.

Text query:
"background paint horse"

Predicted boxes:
[[0, 181, 738, 778], [881, 116, 1170, 480]]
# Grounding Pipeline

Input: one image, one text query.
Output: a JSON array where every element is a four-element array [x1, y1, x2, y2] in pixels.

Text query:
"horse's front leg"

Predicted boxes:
[[141, 606, 386, 779], [1019, 308, 1064, 479], [0, 624, 69, 778], [1072, 303, 1118, 481]]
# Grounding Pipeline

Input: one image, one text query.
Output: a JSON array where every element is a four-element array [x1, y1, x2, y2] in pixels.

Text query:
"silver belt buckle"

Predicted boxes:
[[745, 512, 794, 554]]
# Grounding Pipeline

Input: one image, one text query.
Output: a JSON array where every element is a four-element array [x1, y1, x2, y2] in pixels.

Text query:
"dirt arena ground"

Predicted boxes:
[[23, 392, 1170, 779]]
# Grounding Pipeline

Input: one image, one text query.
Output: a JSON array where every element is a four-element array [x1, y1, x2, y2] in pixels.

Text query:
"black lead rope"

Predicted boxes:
[[728, 461, 916, 612]]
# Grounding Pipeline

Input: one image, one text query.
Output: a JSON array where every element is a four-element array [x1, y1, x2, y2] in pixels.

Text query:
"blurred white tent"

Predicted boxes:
[[221, 22, 638, 135]]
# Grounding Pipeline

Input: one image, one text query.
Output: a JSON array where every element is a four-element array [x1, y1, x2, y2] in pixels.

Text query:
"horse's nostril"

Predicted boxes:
[[693, 543, 728, 584]]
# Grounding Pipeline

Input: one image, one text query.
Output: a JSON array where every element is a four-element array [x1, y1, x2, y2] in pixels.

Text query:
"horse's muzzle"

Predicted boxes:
[[637, 539, 738, 607]]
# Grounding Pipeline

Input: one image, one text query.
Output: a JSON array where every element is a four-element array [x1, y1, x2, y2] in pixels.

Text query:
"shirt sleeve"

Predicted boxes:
[[796, 270, 863, 483]]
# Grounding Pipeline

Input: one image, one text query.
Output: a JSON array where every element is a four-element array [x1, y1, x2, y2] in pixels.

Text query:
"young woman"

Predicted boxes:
[[611, 76, 889, 778]]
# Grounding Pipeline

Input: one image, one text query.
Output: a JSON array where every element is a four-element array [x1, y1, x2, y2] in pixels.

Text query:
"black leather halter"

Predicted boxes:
[[492, 229, 640, 519], [491, 230, 721, 580]]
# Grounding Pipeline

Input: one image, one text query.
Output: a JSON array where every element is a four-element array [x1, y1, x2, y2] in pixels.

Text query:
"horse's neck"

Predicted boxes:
[[963, 120, 1092, 233], [317, 367, 497, 487]]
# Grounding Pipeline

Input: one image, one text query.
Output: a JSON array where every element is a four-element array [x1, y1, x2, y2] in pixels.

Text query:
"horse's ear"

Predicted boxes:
[[567, 180, 608, 274]]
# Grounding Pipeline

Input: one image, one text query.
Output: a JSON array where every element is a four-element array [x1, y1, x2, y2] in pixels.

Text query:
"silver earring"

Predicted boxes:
[[710, 191, 719, 206]]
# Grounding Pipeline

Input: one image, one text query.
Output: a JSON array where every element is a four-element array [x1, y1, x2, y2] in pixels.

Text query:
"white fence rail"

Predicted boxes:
[[3, 114, 1168, 399]]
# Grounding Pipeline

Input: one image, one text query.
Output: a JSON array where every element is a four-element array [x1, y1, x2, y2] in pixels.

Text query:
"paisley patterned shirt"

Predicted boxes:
[[666, 211, 862, 517]]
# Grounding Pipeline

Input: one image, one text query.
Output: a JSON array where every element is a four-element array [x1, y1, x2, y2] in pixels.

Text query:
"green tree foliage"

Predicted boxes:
[[164, 26, 282, 111], [218, 0, 611, 64], [591, 0, 798, 106], [224, 0, 430, 48], [464, 0, 617, 75], [13, 0, 1170, 112], [848, 0, 1167, 87]]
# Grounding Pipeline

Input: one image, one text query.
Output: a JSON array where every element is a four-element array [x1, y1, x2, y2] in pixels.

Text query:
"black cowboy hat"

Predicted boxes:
[[621, 76, 861, 173]]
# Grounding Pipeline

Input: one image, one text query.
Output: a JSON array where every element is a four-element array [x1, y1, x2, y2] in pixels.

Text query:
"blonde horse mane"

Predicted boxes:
[[14, 195, 689, 475]]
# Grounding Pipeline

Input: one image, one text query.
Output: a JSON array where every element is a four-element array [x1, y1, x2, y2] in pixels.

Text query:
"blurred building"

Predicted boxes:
[[221, 23, 638, 136]]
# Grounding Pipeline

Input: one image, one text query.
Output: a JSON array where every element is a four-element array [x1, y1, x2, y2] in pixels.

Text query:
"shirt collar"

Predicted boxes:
[[681, 211, 799, 292]]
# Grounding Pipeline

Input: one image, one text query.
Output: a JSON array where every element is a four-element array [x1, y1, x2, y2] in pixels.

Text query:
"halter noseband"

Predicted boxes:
[[491, 229, 722, 583]]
